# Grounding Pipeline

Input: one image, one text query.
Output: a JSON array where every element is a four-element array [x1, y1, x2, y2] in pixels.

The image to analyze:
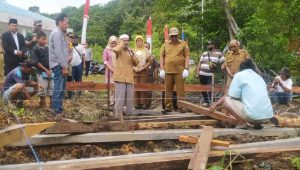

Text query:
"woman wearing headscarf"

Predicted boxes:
[[103, 35, 118, 106], [133, 35, 153, 109]]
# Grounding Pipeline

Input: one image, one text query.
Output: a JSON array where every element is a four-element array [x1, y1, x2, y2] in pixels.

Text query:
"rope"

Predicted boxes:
[[12, 110, 43, 170]]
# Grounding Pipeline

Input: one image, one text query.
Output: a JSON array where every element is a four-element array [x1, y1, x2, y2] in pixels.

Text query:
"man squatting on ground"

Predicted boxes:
[[2, 60, 39, 106], [209, 59, 277, 129], [113, 34, 139, 122]]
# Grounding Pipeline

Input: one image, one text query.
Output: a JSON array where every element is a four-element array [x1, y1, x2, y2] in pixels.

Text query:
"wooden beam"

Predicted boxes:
[[189, 126, 214, 170], [4, 138, 300, 170], [1, 82, 299, 92], [0, 122, 55, 147], [179, 135, 230, 147], [178, 100, 239, 125], [65, 82, 222, 92], [10, 128, 299, 147], [137, 120, 218, 129], [293, 86, 300, 93], [43, 117, 215, 134]]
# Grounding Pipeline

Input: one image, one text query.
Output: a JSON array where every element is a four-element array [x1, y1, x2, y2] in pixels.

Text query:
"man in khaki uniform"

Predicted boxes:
[[223, 39, 250, 93], [113, 34, 139, 122], [159, 27, 190, 114]]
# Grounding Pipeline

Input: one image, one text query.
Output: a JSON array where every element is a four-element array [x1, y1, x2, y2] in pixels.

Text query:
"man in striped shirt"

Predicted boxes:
[[196, 41, 225, 106]]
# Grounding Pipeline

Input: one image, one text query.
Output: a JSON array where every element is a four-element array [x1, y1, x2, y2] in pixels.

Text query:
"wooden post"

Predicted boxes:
[[211, 73, 215, 104], [188, 126, 214, 170], [107, 70, 110, 117]]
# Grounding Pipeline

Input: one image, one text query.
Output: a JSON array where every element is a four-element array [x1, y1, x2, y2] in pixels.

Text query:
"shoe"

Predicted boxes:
[[161, 109, 171, 115], [234, 124, 249, 129], [253, 124, 264, 130], [201, 103, 209, 107], [270, 117, 279, 126]]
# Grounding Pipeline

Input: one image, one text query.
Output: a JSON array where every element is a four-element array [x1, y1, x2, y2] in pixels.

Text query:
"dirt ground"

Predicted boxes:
[[0, 91, 108, 128], [0, 134, 294, 165]]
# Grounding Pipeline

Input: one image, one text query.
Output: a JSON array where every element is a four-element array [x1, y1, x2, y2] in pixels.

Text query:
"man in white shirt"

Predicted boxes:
[[70, 34, 85, 96], [269, 67, 293, 105], [84, 43, 92, 77]]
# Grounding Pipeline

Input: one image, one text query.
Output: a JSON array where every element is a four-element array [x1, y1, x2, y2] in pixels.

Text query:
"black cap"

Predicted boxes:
[[9, 18, 18, 25], [279, 67, 290, 77], [20, 60, 36, 68]]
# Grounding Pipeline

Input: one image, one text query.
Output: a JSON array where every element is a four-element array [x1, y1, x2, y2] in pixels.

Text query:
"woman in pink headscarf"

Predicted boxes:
[[103, 35, 118, 106]]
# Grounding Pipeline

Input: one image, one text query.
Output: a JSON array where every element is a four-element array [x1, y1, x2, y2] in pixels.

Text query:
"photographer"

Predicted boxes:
[[269, 67, 293, 105]]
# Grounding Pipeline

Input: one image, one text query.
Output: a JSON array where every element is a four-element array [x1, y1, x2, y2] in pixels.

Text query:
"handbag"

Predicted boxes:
[[208, 52, 217, 73]]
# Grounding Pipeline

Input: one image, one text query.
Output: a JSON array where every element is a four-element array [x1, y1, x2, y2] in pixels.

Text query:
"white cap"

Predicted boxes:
[[120, 34, 129, 40]]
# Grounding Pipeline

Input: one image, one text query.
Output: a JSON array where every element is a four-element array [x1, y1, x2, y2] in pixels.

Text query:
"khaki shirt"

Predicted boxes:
[[113, 45, 138, 84], [160, 40, 190, 73], [224, 49, 250, 74]]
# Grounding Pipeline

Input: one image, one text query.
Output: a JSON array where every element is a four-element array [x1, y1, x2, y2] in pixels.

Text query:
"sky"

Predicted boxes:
[[5, 0, 112, 14]]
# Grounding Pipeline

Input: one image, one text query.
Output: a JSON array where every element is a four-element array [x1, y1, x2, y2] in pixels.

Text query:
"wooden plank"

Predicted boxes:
[[189, 126, 214, 170], [293, 86, 300, 93], [1, 82, 299, 92], [179, 135, 230, 147], [0, 122, 55, 147], [10, 128, 300, 147], [178, 100, 239, 125], [65, 82, 222, 92], [4, 139, 300, 170], [137, 120, 218, 129]]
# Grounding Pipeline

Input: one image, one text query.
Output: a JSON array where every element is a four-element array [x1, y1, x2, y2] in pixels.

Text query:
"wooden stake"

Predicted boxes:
[[179, 135, 230, 147], [178, 100, 239, 125], [188, 126, 214, 170]]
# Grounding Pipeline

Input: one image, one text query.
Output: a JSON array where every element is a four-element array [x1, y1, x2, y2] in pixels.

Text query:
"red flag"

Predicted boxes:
[[81, 0, 90, 44], [146, 16, 152, 36], [164, 24, 169, 42], [84, 0, 90, 17]]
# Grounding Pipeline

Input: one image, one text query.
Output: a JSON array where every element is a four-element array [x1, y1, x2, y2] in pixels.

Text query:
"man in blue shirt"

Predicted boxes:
[[209, 59, 275, 129], [2, 60, 39, 106]]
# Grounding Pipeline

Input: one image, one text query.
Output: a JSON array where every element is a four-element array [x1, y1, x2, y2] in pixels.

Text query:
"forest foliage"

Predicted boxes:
[[42, 0, 300, 80]]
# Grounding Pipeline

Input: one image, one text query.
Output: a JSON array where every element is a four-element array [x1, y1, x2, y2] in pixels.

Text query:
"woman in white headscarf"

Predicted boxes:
[[133, 35, 153, 109], [103, 35, 118, 105]]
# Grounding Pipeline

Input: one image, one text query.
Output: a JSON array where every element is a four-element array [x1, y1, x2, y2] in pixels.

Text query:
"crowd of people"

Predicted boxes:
[[0, 13, 294, 127]]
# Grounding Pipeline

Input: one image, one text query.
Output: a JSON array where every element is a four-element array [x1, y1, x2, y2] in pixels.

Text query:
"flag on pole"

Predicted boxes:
[[146, 16, 152, 52], [181, 27, 185, 40], [164, 24, 169, 42], [81, 0, 90, 45]]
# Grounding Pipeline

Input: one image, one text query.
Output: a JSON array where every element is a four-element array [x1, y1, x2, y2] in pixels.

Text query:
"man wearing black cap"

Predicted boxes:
[[25, 19, 43, 57], [196, 41, 225, 106], [269, 67, 293, 105], [1, 18, 27, 76], [2, 59, 39, 105]]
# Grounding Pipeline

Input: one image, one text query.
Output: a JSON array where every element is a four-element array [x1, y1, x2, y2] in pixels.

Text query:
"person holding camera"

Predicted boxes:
[[196, 41, 225, 106], [269, 67, 293, 105]]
